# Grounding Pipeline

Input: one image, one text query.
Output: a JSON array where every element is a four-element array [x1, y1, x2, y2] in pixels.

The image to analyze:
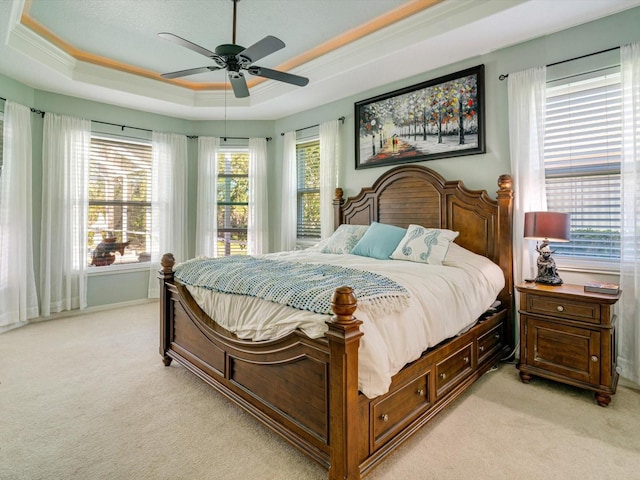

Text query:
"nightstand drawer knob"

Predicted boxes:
[[463, 356, 469, 364], [440, 372, 446, 380], [556, 305, 564, 312], [417, 389, 425, 396], [591, 355, 599, 362], [381, 414, 389, 422]]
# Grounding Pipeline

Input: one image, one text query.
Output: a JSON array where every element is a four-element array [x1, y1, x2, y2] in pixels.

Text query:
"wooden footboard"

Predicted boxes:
[[159, 255, 509, 479]]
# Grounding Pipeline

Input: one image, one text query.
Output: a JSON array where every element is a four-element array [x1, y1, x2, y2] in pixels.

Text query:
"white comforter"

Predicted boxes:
[[185, 243, 504, 398]]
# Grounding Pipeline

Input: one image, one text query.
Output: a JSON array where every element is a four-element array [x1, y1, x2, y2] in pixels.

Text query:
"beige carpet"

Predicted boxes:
[[1, 301, 639, 480]]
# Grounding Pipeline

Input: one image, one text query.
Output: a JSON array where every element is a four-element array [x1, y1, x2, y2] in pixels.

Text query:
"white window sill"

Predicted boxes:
[[555, 256, 619, 276], [87, 262, 152, 276]]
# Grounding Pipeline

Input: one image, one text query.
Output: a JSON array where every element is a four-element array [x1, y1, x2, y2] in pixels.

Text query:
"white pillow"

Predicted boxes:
[[390, 224, 459, 265], [317, 224, 370, 254]]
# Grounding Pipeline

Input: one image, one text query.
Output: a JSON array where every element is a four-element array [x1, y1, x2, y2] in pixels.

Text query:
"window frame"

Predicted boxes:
[[87, 134, 153, 270], [216, 146, 249, 257], [543, 66, 622, 274], [295, 136, 321, 242]]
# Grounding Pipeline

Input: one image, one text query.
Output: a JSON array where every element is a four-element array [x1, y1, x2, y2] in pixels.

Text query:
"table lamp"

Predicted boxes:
[[524, 211, 570, 285]]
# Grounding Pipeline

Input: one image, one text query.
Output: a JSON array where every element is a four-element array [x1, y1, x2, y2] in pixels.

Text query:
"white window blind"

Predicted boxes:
[[217, 148, 248, 257], [544, 70, 621, 260], [296, 139, 321, 239], [88, 136, 152, 266]]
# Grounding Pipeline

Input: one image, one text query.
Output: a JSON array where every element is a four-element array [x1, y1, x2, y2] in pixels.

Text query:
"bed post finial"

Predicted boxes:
[[331, 286, 357, 324], [498, 174, 513, 191], [333, 188, 345, 231], [160, 253, 175, 278]]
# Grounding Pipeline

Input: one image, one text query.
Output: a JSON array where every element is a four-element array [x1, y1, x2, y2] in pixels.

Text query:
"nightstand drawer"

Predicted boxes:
[[527, 294, 601, 324]]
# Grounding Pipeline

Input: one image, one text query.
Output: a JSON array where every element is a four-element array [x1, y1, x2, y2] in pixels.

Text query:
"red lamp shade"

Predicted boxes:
[[524, 211, 570, 242]]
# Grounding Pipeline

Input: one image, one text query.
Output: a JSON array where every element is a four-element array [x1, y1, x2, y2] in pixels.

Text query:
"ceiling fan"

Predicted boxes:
[[158, 0, 309, 98]]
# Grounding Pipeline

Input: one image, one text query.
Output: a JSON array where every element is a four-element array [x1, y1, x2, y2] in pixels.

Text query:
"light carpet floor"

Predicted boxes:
[[1, 301, 639, 480]]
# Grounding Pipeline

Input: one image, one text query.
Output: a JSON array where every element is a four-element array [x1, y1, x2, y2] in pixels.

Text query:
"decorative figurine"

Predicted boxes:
[[91, 236, 130, 266], [535, 241, 563, 285]]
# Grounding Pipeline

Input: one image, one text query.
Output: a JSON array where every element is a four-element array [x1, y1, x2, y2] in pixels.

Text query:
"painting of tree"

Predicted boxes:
[[355, 65, 485, 169]]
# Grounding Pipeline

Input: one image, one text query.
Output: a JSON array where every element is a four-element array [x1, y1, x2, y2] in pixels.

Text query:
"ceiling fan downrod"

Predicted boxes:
[[232, 0, 239, 45]]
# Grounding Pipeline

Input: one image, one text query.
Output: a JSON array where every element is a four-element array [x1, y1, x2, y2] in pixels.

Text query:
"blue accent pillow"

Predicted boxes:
[[351, 222, 407, 260]]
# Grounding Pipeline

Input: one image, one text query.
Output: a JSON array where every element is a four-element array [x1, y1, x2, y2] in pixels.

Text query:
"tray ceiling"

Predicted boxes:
[[1, 0, 639, 120]]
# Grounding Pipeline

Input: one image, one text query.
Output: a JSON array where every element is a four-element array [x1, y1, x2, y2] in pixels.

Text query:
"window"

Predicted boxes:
[[88, 136, 152, 267], [217, 148, 248, 256], [544, 69, 621, 262], [296, 139, 321, 239]]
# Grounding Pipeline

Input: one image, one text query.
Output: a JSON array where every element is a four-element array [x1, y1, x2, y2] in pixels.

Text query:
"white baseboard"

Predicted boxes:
[[30, 298, 158, 324]]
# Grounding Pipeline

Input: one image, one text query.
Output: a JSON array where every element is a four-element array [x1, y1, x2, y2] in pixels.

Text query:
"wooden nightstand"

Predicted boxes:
[[515, 282, 621, 407]]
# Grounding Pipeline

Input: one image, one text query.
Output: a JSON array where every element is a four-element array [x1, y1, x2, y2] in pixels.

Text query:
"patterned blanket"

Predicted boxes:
[[173, 256, 410, 316]]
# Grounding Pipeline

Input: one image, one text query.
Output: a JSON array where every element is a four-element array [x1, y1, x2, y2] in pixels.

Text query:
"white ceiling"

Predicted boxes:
[[1, 0, 639, 121]]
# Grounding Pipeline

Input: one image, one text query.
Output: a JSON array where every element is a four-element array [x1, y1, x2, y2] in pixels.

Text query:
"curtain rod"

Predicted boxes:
[[498, 46, 620, 81], [0, 97, 271, 141], [186, 135, 272, 141], [280, 116, 345, 136]]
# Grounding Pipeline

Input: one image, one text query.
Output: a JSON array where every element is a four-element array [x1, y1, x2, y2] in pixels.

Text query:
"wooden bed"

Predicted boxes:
[[159, 164, 514, 479]]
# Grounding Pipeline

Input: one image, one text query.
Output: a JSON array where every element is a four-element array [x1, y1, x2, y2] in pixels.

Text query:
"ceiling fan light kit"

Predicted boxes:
[[158, 0, 309, 98]]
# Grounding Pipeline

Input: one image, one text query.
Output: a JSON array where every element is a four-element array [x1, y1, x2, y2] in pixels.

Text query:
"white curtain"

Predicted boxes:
[[148, 131, 188, 298], [319, 119, 340, 239], [195, 136, 220, 257], [0, 101, 39, 330], [40, 113, 91, 317], [248, 137, 268, 255], [618, 41, 640, 385], [507, 67, 548, 284], [280, 131, 297, 252]]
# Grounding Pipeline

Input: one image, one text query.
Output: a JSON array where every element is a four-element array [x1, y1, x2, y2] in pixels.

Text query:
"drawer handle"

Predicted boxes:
[[380, 414, 389, 422], [479, 346, 485, 353], [557, 305, 565, 312], [591, 355, 599, 362], [417, 389, 425, 396], [463, 356, 469, 364], [439, 372, 447, 380], [494, 333, 500, 339]]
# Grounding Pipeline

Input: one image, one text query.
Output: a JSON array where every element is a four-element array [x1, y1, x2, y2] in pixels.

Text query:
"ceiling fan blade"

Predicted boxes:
[[247, 66, 309, 87], [161, 66, 221, 79], [158, 32, 219, 59], [229, 71, 250, 98], [237, 35, 285, 65]]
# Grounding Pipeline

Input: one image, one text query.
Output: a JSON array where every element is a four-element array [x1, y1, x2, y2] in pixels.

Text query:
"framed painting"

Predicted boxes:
[[355, 64, 485, 169]]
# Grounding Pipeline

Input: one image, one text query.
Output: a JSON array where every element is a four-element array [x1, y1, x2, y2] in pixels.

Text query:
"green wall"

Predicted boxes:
[[2, 6, 638, 311]]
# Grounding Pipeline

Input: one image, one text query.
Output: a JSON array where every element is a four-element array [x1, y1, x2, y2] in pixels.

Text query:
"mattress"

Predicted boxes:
[[184, 242, 505, 398]]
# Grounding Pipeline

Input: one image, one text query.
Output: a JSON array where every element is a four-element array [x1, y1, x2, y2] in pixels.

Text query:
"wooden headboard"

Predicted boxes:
[[333, 165, 514, 345]]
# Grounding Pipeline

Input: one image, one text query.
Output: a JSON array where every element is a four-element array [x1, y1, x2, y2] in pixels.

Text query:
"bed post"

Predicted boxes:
[[325, 286, 363, 480], [159, 253, 175, 367], [333, 188, 345, 231], [496, 175, 514, 350]]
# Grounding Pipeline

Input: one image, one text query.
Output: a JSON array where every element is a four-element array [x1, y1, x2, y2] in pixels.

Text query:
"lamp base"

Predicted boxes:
[[535, 275, 563, 286], [534, 242, 563, 286]]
